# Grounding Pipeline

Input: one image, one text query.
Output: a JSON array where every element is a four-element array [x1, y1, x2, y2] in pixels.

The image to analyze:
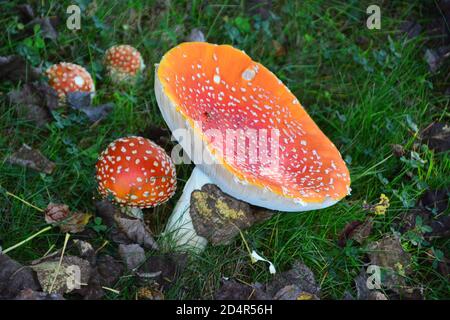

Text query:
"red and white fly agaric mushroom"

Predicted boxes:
[[103, 45, 145, 83], [155, 42, 351, 251], [96, 136, 177, 218], [45, 62, 95, 101]]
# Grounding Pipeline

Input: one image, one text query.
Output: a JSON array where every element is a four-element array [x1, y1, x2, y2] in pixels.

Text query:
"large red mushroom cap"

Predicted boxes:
[[45, 62, 95, 100], [96, 136, 177, 208], [104, 45, 145, 83], [155, 42, 350, 210]]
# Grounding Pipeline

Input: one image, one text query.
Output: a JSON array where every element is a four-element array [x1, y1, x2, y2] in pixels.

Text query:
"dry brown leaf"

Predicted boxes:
[[44, 203, 91, 234], [8, 144, 55, 174], [190, 184, 273, 245], [115, 216, 159, 250], [118, 244, 146, 271], [31, 256, 91, 294], [0, 254, 40, 299]]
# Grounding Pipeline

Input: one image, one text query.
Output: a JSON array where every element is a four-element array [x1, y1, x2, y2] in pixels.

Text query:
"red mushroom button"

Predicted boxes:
[[45, 62, 95, 100], [96, 136, 177, 208], [104, 45, 145, 83]]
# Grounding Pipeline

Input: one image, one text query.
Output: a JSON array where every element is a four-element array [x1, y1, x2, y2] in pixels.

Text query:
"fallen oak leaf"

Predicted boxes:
[[7, 144, 56, 174]]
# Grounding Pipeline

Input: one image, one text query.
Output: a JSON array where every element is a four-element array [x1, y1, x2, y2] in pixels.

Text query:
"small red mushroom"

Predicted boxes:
[[96, 136, 177, 209], [103, 45, 145, 83], [45, 62, 95, 101]]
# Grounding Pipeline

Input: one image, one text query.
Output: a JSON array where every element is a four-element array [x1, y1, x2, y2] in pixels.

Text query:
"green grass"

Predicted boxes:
[[1, 0, 449, 299]]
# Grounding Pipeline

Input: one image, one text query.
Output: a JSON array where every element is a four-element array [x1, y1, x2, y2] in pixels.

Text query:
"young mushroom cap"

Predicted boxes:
[[155, 42, 350, 211], [96, 136, 177, 208], [45, 62, 95, 100], [104, 45, 145, 82]]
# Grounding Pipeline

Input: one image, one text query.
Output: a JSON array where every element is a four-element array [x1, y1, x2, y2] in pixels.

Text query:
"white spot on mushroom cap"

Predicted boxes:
[[74, 76, 84, 87], [242, 67, 256, 81]]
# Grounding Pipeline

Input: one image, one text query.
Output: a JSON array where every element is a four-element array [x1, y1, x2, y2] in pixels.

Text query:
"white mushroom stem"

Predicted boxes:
[[120, 207, 143, 220], [163, 167, 210, 252]]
